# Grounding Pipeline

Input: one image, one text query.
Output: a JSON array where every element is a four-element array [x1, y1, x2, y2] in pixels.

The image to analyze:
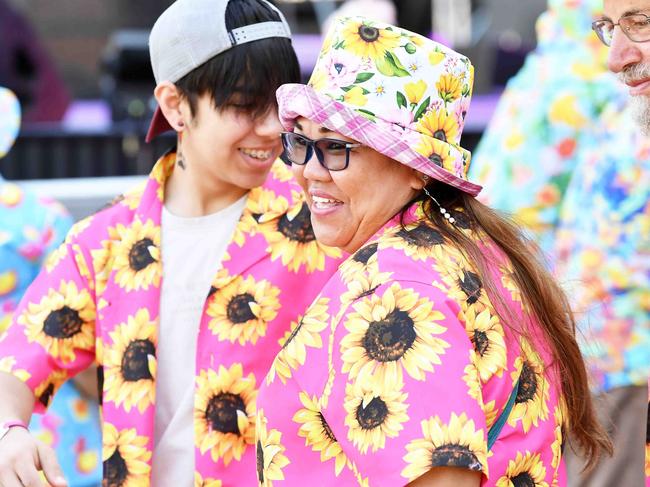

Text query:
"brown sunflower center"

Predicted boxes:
[[397, 224, 444, 248], [256, 440, 265, 483], [358, 25, 380, 43], [38, 383, 55, 407], [319, 412, 337, 442], [277, 203, 316, 243], [433, 130, 448, 142], [206, 392, 247, 435], [103, 448, 128, 487], [510, 472, 535, 487], [459, 271, 482, 305], [43, 305, 83, 339], [473, 330, 490, 356], [356, 397, 389, 430], [353, 243, 378, 264], [227, 293, 257, 324], [428, 153, 444, 167], [430, 444, 482, 470], [515, 361, 538, 404], [363, 308, 416, 362], [129, 238, 156, 271], [121, 339, 155, 382]]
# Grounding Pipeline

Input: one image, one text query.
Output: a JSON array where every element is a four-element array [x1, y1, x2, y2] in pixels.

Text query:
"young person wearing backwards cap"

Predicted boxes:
[[0, 1, 342, 485]]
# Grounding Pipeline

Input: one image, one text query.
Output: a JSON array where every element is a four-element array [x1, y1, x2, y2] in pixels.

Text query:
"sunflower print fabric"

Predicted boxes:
[[0, 151, 343, 485], [294, 16, 476, 193], [257, 201, 567, 486]]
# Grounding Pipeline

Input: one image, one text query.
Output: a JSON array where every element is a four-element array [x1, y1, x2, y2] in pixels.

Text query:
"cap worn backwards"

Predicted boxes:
[[146, 0, 292, 142]]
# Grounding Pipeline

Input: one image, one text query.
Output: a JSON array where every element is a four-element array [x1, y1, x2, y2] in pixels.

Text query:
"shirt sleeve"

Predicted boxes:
[[0, 228, 97, 413], [321, 279, 489, 485]]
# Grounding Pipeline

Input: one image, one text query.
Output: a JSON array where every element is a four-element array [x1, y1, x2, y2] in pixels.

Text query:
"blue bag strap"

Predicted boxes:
[[487, 378, 520, 451]]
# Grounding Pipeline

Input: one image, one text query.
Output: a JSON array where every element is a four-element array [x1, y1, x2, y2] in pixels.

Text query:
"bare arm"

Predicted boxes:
[[71, 367, 98, 402], [407, 467, 481, 487], [0, 372, 34, 423], [0, 372, 67, 487]]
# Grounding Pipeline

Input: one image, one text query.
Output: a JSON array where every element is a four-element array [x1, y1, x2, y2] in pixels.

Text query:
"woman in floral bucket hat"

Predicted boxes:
[[255, 17, 611, 486]]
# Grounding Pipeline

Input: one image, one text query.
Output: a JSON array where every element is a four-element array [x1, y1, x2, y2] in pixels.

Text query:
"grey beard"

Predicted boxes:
[[629, 95, 650, 135], [619, 63, 650, 134]]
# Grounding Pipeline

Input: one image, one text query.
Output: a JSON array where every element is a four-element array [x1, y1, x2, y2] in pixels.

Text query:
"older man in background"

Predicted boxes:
[[555, 0, 650, 485], [471, 0, 649, 485]]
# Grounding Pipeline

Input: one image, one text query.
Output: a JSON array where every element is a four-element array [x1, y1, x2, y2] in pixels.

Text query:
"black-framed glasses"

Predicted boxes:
[[280, 132, 362, 171], [592, 13, 650, 47]]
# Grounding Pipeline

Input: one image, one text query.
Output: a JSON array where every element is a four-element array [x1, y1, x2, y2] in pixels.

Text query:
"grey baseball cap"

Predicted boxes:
[[146, 0, 292, 142]]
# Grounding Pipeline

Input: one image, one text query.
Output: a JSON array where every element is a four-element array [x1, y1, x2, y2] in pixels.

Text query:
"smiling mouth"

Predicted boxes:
[[627, 78, 650, 87], [240, 148, 274, 160], [311, 195, 343, 210]]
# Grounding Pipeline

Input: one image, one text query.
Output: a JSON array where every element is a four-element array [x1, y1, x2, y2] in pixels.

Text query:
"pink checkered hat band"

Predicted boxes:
[[276, 16, 482, 196], [277, 84, 482, 197]]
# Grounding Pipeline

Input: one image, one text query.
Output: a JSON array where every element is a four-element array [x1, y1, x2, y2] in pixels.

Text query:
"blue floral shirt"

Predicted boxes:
[[0, 177, 72, 330], [469, 0, 626, 256], [468, 0, 648, 393], [555, 103, 650, 393]]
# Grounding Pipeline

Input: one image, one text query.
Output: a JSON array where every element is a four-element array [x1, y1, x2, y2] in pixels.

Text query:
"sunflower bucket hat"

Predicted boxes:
[[277, 16, 481, 196], [0, 87, 20, 159]]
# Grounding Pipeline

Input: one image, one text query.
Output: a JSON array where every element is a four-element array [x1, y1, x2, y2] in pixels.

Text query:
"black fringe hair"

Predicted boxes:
[[174, 0, 300, 119]]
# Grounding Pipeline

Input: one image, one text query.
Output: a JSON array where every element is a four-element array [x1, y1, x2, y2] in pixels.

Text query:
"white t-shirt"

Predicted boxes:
[[151, 196, 246, 486]]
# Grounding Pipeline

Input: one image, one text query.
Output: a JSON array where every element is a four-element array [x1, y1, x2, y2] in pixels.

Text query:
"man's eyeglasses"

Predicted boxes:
[[280, 132, 362, 171], [592, 13, 650, 47]]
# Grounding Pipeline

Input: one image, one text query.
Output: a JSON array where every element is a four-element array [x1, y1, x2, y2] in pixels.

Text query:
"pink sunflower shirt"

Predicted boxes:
[[0, 151, 343, 486], [257, 203, 567, 486]]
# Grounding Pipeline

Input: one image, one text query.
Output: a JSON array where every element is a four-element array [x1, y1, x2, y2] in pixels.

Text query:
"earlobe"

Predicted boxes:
[[154, 81, 186, 132], [411, 170, 428, 191]]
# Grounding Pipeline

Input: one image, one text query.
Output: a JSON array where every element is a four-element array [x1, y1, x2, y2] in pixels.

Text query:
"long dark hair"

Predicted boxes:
[[404, 181, 612, 470]]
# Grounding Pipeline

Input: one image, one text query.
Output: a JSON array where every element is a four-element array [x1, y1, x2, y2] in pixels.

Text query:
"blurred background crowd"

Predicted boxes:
[[0, 0, 648, 485], [1, 0, 547, 191]]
